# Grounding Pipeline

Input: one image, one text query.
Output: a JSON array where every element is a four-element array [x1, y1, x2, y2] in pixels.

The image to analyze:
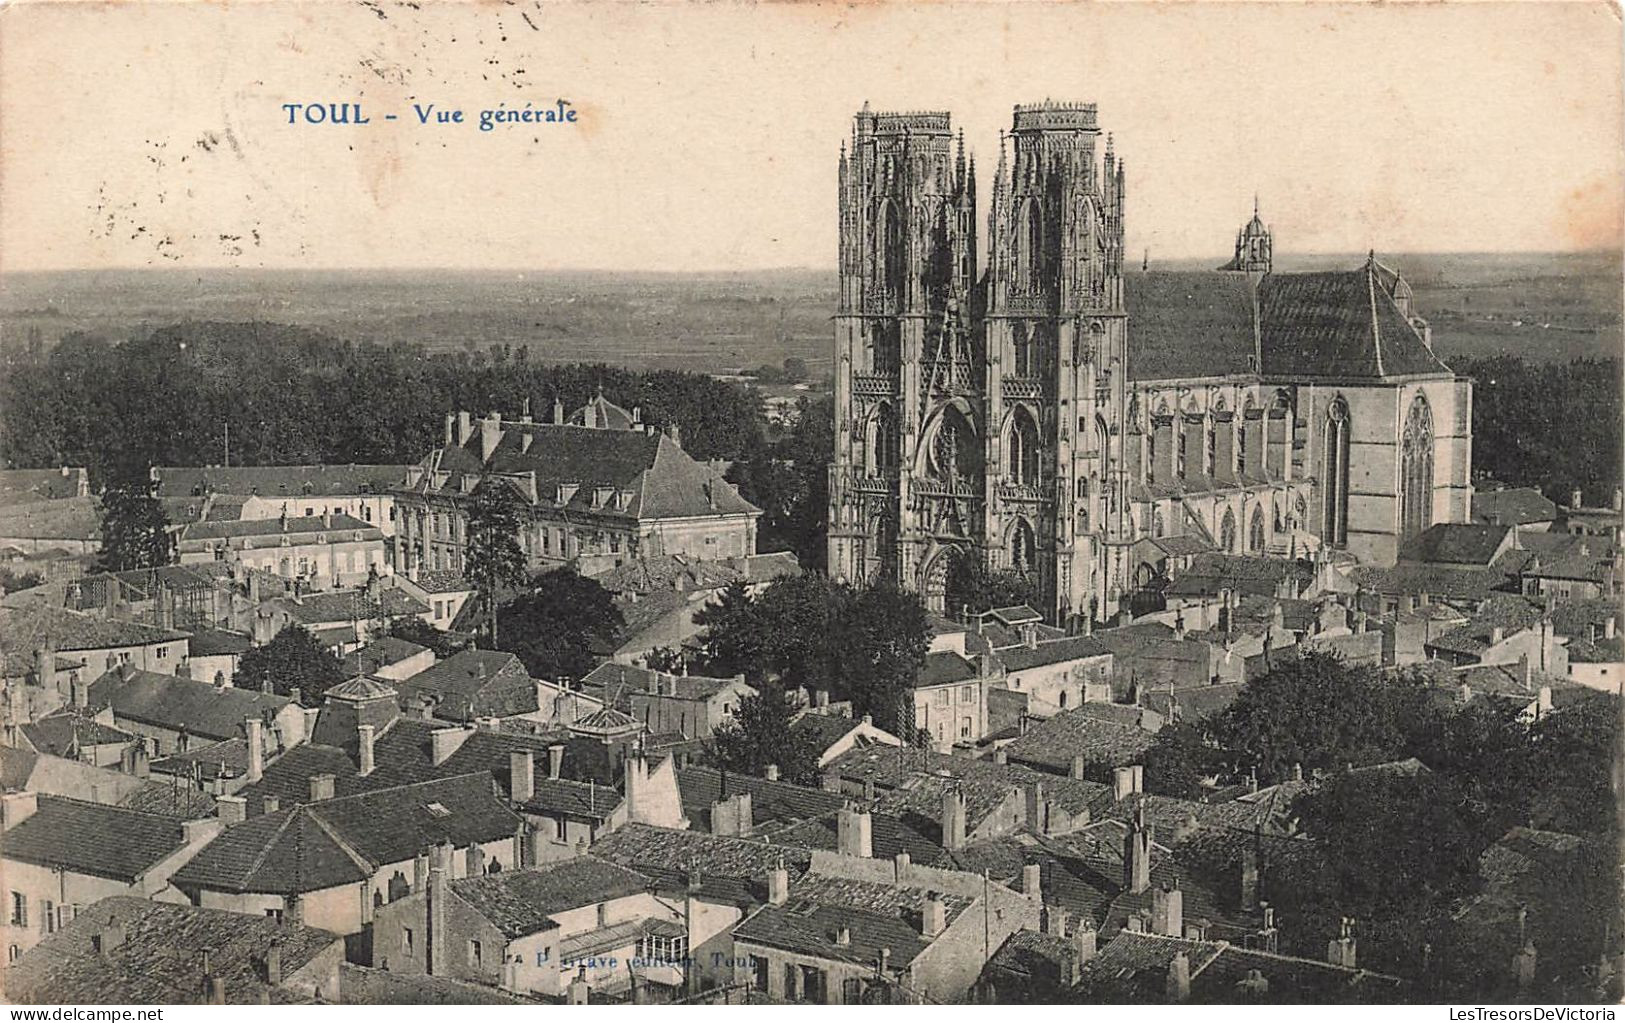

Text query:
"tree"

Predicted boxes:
[[1211, 651, 1408, 783], [1141, 722, 1224, 798], [96, 478, 175, 572], [692, 581, 766, 679], [235, 624, 346, 707], [707, 682, 821, 786], [494, 568, 624, 681], [836, 582, 930, 735], [0, 568, 43, 595], [944, 547, 1042, 619], [463, 478, 529, 645]]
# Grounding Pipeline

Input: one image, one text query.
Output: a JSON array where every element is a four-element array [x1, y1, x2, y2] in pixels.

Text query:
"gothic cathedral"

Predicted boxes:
[[828, 102, 1472, 625]]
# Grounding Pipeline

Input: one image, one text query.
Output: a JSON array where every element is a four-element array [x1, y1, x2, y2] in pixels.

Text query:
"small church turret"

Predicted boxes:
[[1220, 195, 1272, 273]]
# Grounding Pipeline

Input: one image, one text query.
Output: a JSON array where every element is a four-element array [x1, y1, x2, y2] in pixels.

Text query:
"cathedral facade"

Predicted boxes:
[[827, 102, 1472, 623]]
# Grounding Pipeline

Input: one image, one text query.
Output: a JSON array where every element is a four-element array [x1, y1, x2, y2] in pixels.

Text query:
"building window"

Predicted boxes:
[[6, 945, 18, 964], [155, 646, 167, 660], [638, 932, 689, 964], [751, 955, 769, 993], [935, 689, 949, 707], [10, 891, 25, 927], [1400, 393, 1435, 539], [960, 685, 977, 704], [402, 927, 414, 954], [43, 900, 54, 934], [468, 940, 482, 968], [960, 718, 971, 739]]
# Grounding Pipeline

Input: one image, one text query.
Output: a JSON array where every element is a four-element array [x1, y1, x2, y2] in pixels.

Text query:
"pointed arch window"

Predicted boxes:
[[1249, 507, 1266, 553], [1400, 394, 1435, 539], [1220, 508, 1238, 553], [1010, 519, 1037, 576], [1017, 198, 1045, 293], [928, 406, 979, 485], [866, 404, 900, 476], [1008, 408, 1041, 486], [1322, 397, 1351, 547], [1012, 323, 1034, 378], [877, 199, 905, 300]]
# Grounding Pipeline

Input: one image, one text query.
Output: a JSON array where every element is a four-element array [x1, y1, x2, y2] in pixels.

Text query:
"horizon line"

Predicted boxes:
[[2, 247, 1621, 278]]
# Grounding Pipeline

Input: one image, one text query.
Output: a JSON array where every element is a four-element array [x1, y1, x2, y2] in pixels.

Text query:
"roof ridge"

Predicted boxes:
[[1365, 262, 1385, 379], [238, 808, 304, 891], [303, 804, 381, 876]]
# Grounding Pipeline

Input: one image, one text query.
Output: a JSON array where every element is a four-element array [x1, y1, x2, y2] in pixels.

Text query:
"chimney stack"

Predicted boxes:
[[1151, 884, 1184, 937], [1124, 805, 1153, 895], [427, 843, 450, 975], [1070, 754, 1087, 780], [1022, 862, 1043, 902], [921, 893, 946, 939], [836, 803, 873, 857], [547, 744, 565, 781], [767, 860, 789, 906], [308, 774, 335, 802], [358, 724, 376, 776], [264, 942, 282, 986], [764, 763, 780, 782], [263, 795, 280, 815], [940, 786, 967, 851], [1166, 951, 1191, 1002], [217, 794, 246, 825], [246, 718, 264, 782], [1326, 917, 1357, 969], [510, 751, 535, 803]]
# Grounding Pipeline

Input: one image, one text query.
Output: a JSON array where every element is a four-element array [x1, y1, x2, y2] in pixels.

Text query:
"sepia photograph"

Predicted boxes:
[[0, 0, 1621, 1009]]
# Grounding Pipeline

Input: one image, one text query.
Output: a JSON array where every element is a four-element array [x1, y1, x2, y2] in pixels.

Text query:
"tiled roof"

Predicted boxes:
[[185, 628, 253, 657], [0, 604, 189, 657], [579, 662, 658, 711], [270, 588, 429, 625], [1424, 594, 1548, 657], [517, 776, 623, 820], [153, 464, 410, 499], [338, 963, 535, 1005], [1142, 682, 1245, 722], [1257, 261, 1452, 380], [1564, 635, 1623, 663], [340, 637, 428, 676], [403, 425, 760, 522], [117, 779, 221, 820], [589, 822, 813, 904], [735, 872, 973, 969], [1399, 523, 1511, 566], [451, 857, 651, 937], [1003, 708, 1156, 775], [324, 674, 400, 701], [996, 635, 1113, 673], [0, 496, 102, 541], [0, 468, 88, 506], [5, 896, 341, 1005], [790, 712, 861, 754], [181, 513, 378, 543], [918, 650, 981, 687], [1, 796, 186, 881], [1124, 272, 1260, 381], [20, 710, 136, 756], [676, 765, 845, 834], [412, 570, 472, 594], [88, 668, 294, 743], [1473, 488, 1558, 527], [172, 773, 522, 895], [1349, 562, 1513, 602], [769, 807, 960, 868], [1549, 597, 1622, 638], [235, 720, 619, 811], [394, 649, 533, 720]]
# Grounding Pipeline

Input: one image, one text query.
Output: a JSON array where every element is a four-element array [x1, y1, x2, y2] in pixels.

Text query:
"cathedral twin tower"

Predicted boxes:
[[827, 101, 1472, 625], [829, 102, 1131, 622]]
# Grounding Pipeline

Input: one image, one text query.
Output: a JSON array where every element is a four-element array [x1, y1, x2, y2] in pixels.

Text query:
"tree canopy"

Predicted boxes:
[[96, 478, 175, 572], [492, 568, 624, 682], [234, 624, 346, 707], [943, 547, 1043, 619], [707, 682, 822, 786]]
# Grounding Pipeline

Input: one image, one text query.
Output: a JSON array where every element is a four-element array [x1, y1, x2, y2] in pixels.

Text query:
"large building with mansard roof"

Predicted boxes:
[[827, 101, 1471, 624]]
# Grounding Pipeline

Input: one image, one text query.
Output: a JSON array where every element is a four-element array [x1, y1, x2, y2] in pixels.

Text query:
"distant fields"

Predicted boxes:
[[1, 251, 1618, 375]]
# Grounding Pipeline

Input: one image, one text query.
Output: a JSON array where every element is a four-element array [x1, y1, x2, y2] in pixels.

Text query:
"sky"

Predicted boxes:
[[0, 1, 1620, 272]]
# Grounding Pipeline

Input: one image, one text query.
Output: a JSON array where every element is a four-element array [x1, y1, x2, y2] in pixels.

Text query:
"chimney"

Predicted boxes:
[[1022, 862, 1043, 902], [217, 795, 247, 825], [443, 413, 456, 447], [993, 748, 1008, 766], [1112, 765, 1141, 801], [836, 803, 873, 857], [358, 724, 376, 776], [547, 743, 565, 781], [510, 751, 534, 803], [71, 675, 89, 708], [1490, 625, 1504, 646], [835, 927, 851, 947], [94, 919, 126, 957], [0, 791, 39, 830], [940, 786, 967, 851], [456, 411, 473, 446], [764, 763, 780, 782], [1124, 805, 1153, 895], [309, 774, 335, 802], [428, 843, 450, 975], [203, 948, 225, 1003], [1240, 845, 1259, 909], [1070, 754, 1087, 780], [766, 860, 789, 906], [1068, 927, 1098, 985], [263, 942, 282, 986], [1151, 884, 1184, 937], [1327, 917, 1357, 968], [430, 726, 471, 766], [246, 718, 264, 782], [821, 768, 842, 793], [262, 795, 280, 815], [1166, 951, 1191, 1002], [1044, 906, 1071, 937], [921, 893, 947, 939], [665, 422, 682, 449], [1615, 487, 1623, 512], [1537, 686, 1553, 716], [1608, 616, 1617, 641], [877, 947, 891, 977], [33, 646, 55, 693]]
